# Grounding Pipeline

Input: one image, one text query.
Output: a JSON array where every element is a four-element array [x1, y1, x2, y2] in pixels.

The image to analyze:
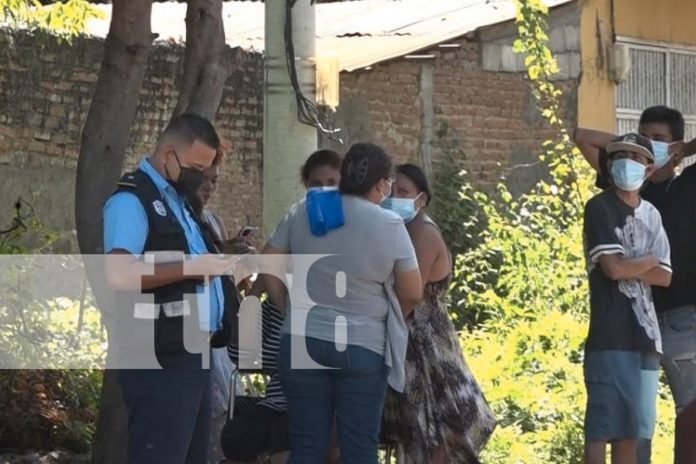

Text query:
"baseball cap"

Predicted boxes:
[[605, 133, 654, 163]]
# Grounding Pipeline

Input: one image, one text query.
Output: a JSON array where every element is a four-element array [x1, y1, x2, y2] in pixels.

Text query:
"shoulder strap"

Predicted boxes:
[[113, 170, 163, 211], [115, 170, 149, 191]]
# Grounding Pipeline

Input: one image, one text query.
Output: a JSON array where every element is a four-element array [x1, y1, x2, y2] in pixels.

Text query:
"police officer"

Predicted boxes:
[[102, 113, 236, 463]]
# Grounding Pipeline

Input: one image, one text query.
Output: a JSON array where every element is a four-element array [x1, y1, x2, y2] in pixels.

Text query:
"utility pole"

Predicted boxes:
[[263, 0, 317, 236]]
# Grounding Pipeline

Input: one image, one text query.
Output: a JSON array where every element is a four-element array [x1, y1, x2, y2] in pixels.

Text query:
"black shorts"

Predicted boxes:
[[220, 404, 290, 462]]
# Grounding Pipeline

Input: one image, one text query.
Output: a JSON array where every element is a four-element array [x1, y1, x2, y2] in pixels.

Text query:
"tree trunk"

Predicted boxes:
[[84, 1, 228, 461], [172, 0, 228, 120], [74, 1, 155, 463], [76, 0, 155, 257]]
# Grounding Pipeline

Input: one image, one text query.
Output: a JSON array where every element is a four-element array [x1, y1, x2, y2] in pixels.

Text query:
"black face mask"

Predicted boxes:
[[169, 149, 204, 197]]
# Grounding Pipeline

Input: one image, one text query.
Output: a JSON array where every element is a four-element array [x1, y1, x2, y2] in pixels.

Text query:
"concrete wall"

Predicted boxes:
[[480, 2, 581, 81], [577, 0, 614, 130], [0, 31, 263, 250], [577, 0, 696, 132], [614, 0, 696, 46]]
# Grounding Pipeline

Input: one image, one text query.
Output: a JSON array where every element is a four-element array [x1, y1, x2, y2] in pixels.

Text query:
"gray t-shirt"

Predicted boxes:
[[269, 194, 419, 355]]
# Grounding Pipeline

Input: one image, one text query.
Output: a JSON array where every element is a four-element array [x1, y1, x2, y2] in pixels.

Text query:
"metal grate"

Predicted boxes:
[[616, 116, 640, 135], [670, 53, 696, 116], [686, 121, 696, 140], [616, 43, 696, 143], [616, 48, 666, 111]]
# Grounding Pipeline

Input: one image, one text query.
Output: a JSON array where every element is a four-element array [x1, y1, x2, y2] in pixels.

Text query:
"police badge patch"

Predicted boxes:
[[153, 200, 167, 217]]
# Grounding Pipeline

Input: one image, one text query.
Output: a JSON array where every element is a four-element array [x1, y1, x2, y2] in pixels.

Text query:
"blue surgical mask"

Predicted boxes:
[[650, 141, 670, 168], [381, 193, 422, 222], [610, 158, 647, 192], [306, 186, 344, 236]]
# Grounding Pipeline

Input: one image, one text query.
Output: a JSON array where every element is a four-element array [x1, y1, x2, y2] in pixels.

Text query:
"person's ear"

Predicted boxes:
[[645, 163, 656, 179], [669, 141, 685, 166], [163, 145, 177, 163], [381, 178, 392, 195]]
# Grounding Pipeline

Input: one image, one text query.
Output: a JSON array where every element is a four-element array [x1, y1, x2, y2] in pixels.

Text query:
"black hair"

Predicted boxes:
[[396, 163, 432, 206], [639, 105, 685, 141], [300, 149, 343, 185], [339, 143, 392, 196], [188, 193, 204, 217], [161, 113, 220, 150]]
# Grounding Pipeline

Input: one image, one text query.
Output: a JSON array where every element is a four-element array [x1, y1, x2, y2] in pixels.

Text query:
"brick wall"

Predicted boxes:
[[321, 9, 580, 197], [0, 31, 263, 249], [0, 10, 581, 249]]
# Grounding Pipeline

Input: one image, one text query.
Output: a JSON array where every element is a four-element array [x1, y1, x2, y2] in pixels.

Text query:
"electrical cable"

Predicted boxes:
[[284, 0, 343, 143]]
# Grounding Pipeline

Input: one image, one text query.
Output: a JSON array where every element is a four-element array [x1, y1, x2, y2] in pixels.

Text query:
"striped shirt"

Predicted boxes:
[[228, 299, 286, 412]]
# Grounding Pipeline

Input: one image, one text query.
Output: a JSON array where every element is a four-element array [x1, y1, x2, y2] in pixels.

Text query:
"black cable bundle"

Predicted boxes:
[[284, 0, 343, 143]]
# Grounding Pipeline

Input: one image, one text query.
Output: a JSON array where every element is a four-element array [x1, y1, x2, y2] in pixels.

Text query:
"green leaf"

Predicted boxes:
[[528, 64, 541, 80]]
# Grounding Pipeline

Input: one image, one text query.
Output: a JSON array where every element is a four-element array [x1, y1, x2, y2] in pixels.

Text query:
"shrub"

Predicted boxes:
[[0, 369, 101, 453], [451, 1, 674, 459], [429, 145, 501, 331], [0, 208, 103, 453]]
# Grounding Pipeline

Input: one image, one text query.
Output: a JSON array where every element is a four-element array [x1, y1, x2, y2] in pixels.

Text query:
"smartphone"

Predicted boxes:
[[238, 226, 258, 238]]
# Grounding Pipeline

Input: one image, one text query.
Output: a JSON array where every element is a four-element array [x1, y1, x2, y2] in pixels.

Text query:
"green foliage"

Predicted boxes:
[[0, 0, 104, 42], [0, 215, 104, 453], [427, 122, 503, 330], [513, 0, 585, 205], [466, 309, 586, 462], [451, 142, 676, 462], [438, 1, 677, 462], [463, 305, 675, 463], [430, 142, 488, 259]]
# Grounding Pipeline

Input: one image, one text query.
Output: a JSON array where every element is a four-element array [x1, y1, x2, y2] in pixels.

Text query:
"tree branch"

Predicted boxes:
[[172, 0, 228, 120]]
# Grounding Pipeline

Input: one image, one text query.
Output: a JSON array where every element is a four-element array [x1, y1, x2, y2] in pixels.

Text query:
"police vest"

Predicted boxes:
[[111, 169, 220, 362]]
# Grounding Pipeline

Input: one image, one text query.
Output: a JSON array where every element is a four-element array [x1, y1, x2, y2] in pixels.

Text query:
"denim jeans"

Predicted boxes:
[[278, 334, 388, 464], [652, 306, 696, 464], [659, 307, 696, 413]]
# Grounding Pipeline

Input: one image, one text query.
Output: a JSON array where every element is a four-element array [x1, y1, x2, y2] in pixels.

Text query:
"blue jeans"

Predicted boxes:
[[659, 307, 696, 412], [118, 352, 212, 464], [654, 306, 696, 464], [278, 334, 388, 464]]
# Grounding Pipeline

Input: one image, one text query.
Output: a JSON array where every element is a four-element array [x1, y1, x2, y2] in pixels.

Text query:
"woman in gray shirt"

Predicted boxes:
[[263, 143, 422, 464]]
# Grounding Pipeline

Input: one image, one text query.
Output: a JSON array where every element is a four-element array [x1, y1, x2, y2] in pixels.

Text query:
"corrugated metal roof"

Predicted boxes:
[[85, 0, 575, 72]]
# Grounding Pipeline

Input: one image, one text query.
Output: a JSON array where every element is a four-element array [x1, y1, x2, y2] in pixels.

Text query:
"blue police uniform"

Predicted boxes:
[[103, 157, 225, 464]]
